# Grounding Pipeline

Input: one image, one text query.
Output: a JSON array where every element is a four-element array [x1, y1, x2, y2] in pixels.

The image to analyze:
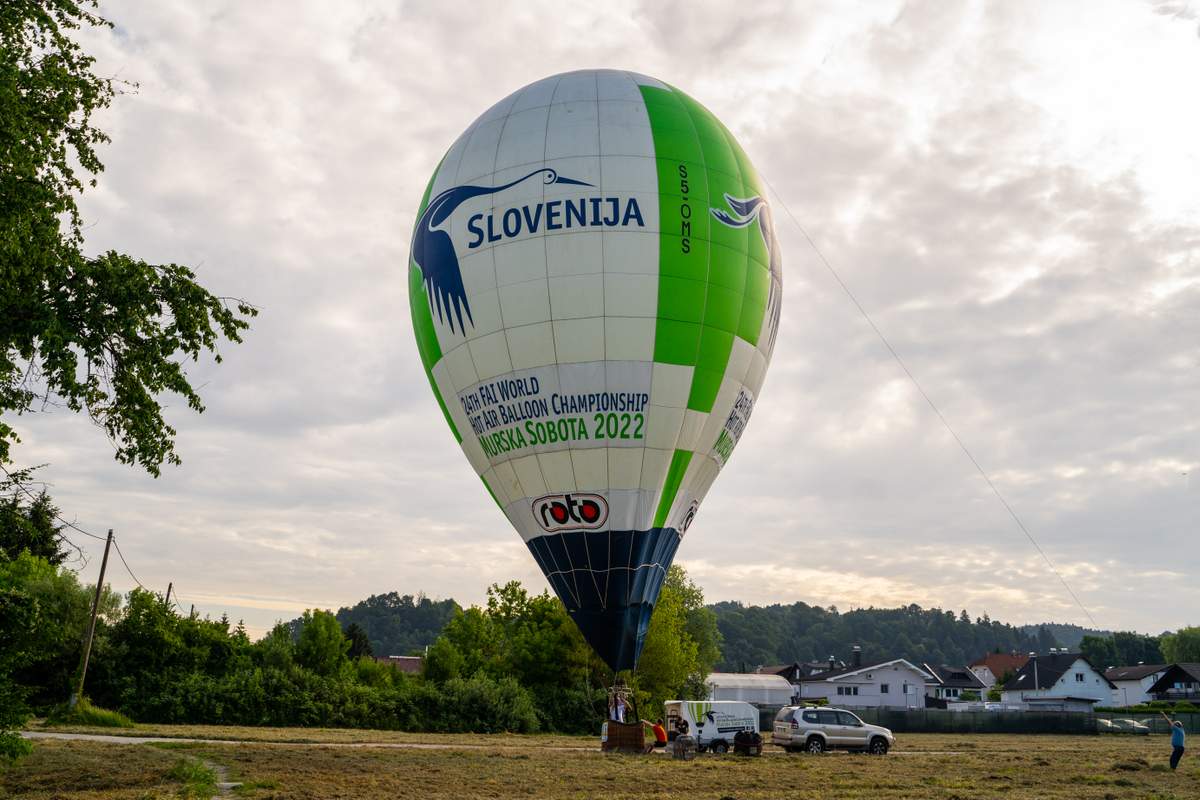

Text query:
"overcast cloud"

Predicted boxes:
[[14, 0, 1200, 639]]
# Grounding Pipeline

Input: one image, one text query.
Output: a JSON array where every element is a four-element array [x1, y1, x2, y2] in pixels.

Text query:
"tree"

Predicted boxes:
[[634, 569, 700, 713], [1, 551, 117, 708], [0, 587, 36, 760], [0, 489, 66, 564], [1160, 627, 1200, 663], [1, 1, 256, 473], [1080, 635, 1119, 669], [295, 610, 349, 677], [344, 622, 373, 659], [1081, 632, 1163, 668]]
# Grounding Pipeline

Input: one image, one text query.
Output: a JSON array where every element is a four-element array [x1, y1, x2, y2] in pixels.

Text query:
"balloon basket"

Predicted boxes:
[[600, 720, 650, 754]]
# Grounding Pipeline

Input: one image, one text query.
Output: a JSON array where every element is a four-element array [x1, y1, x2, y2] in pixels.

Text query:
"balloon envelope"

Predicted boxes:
[[408, 70, 781, 671]]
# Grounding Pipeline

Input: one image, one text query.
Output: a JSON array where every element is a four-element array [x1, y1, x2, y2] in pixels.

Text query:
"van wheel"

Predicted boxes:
[[805, 737, 825, 754], [869, 737, 889, 755], [711, 740, 729, 755]]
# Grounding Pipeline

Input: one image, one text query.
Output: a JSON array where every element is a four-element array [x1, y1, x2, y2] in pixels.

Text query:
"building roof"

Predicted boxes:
[[758, 661, 845, 680], [757, 663, 800, 677], [923, 663, 988, 689], [797, 658, 934, 683], [706, 672, 794, 691], [1104, 664, 1167, 682], [1001, 652, 1116, 691], [969, 653, 1029, 676], [1146, 663, 1200, 693], [375, 655, 423, 674]]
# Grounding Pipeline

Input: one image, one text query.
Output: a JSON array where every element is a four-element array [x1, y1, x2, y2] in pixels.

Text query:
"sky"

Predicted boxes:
[[15, 0, 1200, 640]]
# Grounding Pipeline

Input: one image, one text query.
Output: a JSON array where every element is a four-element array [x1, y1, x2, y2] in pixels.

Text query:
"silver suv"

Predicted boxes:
[[772, 706, 894, 755]]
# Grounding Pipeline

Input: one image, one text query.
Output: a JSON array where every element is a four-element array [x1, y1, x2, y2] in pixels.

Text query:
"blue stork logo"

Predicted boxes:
[[710, 193, 782, 352], [411, 168, 591, 334]]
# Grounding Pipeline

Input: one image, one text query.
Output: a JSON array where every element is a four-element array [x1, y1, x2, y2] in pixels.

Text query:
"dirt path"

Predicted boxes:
[[205, 758, 241, 798], [21, 730, 598, 752], [22, 730, 963, 757]]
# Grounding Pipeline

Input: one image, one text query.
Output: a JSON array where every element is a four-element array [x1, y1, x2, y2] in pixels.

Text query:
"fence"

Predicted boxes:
[[854, 708, 1097, 734], [1096, 711, 1200, 735], [754, 707, 1200, 735]]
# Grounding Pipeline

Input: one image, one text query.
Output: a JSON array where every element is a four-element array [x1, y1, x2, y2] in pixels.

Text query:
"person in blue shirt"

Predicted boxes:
[[1162, 712, 1186, 771]]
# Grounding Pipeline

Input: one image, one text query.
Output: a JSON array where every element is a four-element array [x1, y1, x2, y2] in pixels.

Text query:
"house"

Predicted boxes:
[[374, 655, 423, 674], [969, 652, 1029, 691], [705, 672, 795, 706], [1104, 664, 1168, 707], [923, 663, 988, 700], [1000, 652, 1115, 711], [1145, 663, 1200, 703], [796, 650, 934, 710]]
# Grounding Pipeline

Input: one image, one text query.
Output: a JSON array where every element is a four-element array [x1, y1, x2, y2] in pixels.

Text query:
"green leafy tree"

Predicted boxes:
[[309, 592, 459, 657], [295, 610, 349, 677], [2, 551, 117, 709], [0, 586, 36, 760], [256, 622, 295, 670], [634, 569, 700, 714], [1, 0, 256, 473], [344, 622, 373, 659], [1160, 627, 1200, 663], [1080, 635, 1119, 669], [986, 687, 1001, 702], [1081, 632, 1163, 668], [423, 636, 466, 683]]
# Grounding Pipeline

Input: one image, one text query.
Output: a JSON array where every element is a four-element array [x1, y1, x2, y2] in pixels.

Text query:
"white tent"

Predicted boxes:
[[705, 673, 795, 705]]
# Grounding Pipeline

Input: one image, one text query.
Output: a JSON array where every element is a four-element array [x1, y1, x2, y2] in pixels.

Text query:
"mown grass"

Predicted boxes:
[[0, 740, 201, 799], [25, 718, 590, 748], [3, 732, 1198, 799]]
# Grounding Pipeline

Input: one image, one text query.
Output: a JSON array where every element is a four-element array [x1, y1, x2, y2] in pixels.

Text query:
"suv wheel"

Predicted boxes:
[[805, 736, 825, 754], [869, 737, 889, 755], [711, 740, 729, 754]]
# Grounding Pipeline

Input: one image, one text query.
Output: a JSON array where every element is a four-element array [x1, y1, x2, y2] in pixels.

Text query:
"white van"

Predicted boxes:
[[664, 700, 759, 753]]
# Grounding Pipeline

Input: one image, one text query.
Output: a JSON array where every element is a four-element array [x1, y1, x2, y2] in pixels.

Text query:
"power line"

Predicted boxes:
[[111, 537, 146, 591], [764, 177, 1098, 628], [0, 462, 108, 541]]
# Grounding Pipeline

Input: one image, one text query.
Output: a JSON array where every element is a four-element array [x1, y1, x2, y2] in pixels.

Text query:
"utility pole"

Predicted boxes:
[[71, 529, 113, 707], [165, 581, 173, 607]]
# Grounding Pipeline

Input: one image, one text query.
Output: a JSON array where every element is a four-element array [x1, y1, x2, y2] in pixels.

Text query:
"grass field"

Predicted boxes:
[[3, 727, 1197, 799]]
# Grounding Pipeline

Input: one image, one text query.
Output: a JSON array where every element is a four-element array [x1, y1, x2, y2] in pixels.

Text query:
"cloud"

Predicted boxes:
[[12, 0, 1198, 638]]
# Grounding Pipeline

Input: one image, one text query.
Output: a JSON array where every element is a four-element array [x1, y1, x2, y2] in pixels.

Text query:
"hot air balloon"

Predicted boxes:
[[408, 69, 781, 674]]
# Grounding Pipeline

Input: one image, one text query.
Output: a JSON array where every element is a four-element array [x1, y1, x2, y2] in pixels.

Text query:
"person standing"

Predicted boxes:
[[1162, 712, 1186, 771]]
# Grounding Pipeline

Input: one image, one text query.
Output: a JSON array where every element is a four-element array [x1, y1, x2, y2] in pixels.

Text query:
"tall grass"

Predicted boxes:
[[167, 758, 217, 799], [45, 698, 135, 728]]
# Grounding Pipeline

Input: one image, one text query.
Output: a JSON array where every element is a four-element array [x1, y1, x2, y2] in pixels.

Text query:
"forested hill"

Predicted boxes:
[[288, 593, 459, 657], [712, 601, 1063, 670], [1018, 622, 1112, 651], [288, 592, 1111, 667]]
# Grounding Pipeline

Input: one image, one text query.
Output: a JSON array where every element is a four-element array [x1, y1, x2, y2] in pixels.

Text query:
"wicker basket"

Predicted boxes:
[[600, 720, 647, 753]]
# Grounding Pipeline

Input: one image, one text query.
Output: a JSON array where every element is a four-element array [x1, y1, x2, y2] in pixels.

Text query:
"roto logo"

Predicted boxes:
[[533, 493, 608, 532]]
